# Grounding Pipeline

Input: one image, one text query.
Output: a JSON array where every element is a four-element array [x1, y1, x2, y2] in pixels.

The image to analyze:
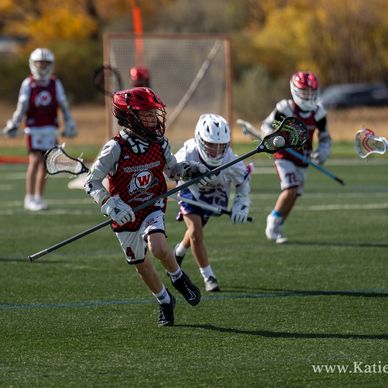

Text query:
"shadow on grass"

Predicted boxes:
[[0, 256, 63, 263], [221, 287, 388, 298], [177, 323, 388, 340]]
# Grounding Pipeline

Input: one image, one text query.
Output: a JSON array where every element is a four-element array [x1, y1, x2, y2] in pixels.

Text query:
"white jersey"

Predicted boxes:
[[175, 138, 251, 210]]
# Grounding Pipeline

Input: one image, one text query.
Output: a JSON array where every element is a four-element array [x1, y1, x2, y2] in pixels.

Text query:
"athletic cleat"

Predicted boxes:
[[34, 198, 48, 211], [276, 233, 288, 244], [24, 197, 47, 211], [158, 291, 176, 327], [265, 214, 283, 241], [172, 271, 201, 306], [205, 276, 220, 292], [24, 198, 41, 211], [174, 243, 185, 266]]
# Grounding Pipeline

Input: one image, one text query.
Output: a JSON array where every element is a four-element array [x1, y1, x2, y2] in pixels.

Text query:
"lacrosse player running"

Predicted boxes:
[[84, 87, 208, 327], [2, 48, 76, 211], [174, 114, 251, 292], [261, 71, 331, 243]]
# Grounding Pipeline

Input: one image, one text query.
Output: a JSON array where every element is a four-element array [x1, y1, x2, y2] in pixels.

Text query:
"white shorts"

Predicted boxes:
[[25, 127, 58, 152], [115, 210, 166, 264], [274, 159, 308, 195]]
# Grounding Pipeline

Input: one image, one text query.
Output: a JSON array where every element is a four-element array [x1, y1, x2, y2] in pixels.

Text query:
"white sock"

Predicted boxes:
[[175, 242, 187, 257], [25, 194, 33, 202], [200, 265, 215, 281], [153, 286, 171, 305], [168, 267, 183, 282]]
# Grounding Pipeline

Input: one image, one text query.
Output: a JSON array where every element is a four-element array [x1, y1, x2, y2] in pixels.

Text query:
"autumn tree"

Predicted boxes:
[[249, 0, 388, 85]]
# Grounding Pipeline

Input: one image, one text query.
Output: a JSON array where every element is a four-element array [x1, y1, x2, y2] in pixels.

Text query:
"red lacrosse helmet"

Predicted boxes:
[[112, 87, 166, 143], [130, 66, 150, 87], [290, 71, 319, 111]]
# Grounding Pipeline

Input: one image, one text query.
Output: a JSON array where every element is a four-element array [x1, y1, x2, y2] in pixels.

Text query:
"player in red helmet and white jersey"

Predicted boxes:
[[261, 71, 331, 243], [173, 113, 252, 292], [2, 48, 76, 211], [84, 87, 211, 326]]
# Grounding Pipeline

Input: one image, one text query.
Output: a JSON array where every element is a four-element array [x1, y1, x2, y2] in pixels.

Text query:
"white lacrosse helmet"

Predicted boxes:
[[29, 48, 55, 81], [290, 71, 319, 111], [195, 113, 230, 167]]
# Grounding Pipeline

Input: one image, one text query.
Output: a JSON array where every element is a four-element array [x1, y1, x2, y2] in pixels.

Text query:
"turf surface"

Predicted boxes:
[[0, 146, 387, 387]]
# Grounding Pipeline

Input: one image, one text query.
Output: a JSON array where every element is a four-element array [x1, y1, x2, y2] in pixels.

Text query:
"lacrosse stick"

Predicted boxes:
[[45, 146, 89, 176], [28, 116, 306, 262], [355, 128, 388, 158], [237, 119, 345, 186], [44, 146, 255, 223], [171, 194, 255, 223], [92, 65, 123, 96]]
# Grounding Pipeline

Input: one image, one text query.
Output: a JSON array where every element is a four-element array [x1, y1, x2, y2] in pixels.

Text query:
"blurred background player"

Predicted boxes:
[[130, 65, 151, 87], [261, 71, 331, 243], [84, 87, 210, 326], [174, 114, 251, 292], [2, 48, 76, 211]]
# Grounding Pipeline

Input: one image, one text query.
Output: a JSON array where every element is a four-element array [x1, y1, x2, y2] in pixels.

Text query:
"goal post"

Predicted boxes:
[[103, 32, 233, 149]]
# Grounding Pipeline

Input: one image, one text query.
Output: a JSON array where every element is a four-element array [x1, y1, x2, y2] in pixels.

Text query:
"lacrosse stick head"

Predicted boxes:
[[261, 116, 308, 153], [93, 65, 123, 96], [44, 146, 89, 175], [355, 128, 387, 158]]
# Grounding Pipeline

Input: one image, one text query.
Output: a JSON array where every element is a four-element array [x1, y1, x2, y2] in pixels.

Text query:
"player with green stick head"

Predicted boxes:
[[261, 71, 332, 244]]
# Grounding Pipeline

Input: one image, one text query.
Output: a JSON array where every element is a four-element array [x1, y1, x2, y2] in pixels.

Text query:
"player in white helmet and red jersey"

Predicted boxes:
[[2, 48, 76, 211], [84, 87, 212, 326], [174, 113, 252, 292], [261, 71, 331, 243]]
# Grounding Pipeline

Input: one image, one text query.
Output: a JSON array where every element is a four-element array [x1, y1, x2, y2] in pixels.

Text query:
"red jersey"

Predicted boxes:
[[26, 76, 58, 128], [108, 134, 168, 232]]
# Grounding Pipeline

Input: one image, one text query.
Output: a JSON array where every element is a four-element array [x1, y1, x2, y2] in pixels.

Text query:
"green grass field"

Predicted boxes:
[[1, 145, 387, 387]]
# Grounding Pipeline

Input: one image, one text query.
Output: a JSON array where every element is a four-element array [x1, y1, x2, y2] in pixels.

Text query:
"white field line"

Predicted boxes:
[[0, 209, 97, 216], [295, 203, 388, 211], [1, 201, 388, 215], [249, 192, 388, 200]]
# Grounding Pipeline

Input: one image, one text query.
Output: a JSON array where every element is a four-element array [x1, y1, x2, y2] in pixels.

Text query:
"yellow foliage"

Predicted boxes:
[[27, 9, 97, 44], [251, 0, 388, 83], [0, 0, 14, 13]]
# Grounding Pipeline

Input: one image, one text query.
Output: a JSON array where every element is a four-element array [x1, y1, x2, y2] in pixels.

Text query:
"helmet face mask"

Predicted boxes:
[[290, 71, 319, 111], [113, 87, 166, 143], [29, 48, 55, 81], [195, 114, 230, 167]]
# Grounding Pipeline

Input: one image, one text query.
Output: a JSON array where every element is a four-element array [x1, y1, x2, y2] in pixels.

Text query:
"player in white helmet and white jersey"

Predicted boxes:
[[2, 48, 77, 211], [261, 71, 331, 243], [174, 113, 252, 292]]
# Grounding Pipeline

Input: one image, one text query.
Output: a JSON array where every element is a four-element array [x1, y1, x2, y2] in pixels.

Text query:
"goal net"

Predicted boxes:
[[103, 32, 232, 149]]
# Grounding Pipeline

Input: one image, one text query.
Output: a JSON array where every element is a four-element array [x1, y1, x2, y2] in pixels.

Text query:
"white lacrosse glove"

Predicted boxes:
[[61, 121, 77, 138], [311, 149, 328, 165], [197, 172, 217, 188], [101, 195, 135, 226], [231, 203, 249, 224], [3, 120, 19, 138]]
